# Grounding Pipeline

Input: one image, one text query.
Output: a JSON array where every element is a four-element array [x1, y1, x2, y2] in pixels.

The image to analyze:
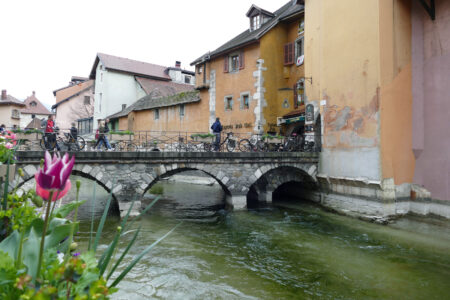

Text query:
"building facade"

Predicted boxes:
[[20, 91, 52, 128], [52, 77, 95, 133], [191, 1, 306, 136], [0, 89, 26, 129]]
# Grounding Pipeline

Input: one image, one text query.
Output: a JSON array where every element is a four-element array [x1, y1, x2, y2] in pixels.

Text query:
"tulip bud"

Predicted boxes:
[[31, 195, 43, 208], [70, 242, 78, 251], [18, 168, 24, 177], [117, 226, 122, 233], [76, 180, 81, 190], [40, 158, 44, 168]]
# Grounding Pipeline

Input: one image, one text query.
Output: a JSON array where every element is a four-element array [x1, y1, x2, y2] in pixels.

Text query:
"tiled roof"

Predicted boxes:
[[21, 92, 52, 115], [0, 94, 25, 106], [135, 77, 194, 97], [53, 80, 94, 108], [90, 53, 171, 81], [108, 90, 200, 119], [191, 1, 304, 65]]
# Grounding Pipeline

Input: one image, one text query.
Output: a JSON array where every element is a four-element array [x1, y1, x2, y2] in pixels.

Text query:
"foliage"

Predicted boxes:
[[0, 144, 15, 165], [109, 131, 134, 136], [261, 134, 284, 141], [149, 184, 164, 195], [11, 129, 43, 134], [191, 133, 215, 139]]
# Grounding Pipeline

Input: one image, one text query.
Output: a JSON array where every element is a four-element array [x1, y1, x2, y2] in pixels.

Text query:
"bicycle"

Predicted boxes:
[[238, 134, 267, 152], [40, 130, 85, 151], [203, 132, 237, 152]]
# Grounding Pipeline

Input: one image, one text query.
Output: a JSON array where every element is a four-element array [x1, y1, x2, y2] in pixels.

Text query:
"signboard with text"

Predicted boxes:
[[305, 104, 314, 125]]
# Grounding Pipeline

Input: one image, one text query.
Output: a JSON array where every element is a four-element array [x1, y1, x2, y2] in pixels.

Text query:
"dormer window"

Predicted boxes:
[[251, 15, 261, 31], [30, 101, 37, 107]]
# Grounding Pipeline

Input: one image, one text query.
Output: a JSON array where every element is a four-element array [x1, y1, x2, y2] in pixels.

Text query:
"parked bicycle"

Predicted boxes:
[[238, 134, 267, 152], [202, 132, 237, 152], [40, 128, 85, 151]]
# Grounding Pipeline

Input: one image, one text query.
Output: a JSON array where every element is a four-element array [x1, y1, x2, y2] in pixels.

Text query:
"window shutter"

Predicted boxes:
[[293, 83, 298, 108], [239, 51, 245, 69], [240, 96, 244, 110], [224, 55, 229, 73], [284, 43, 294, 65]]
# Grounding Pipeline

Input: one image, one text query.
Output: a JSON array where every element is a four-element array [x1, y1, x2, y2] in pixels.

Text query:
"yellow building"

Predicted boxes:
[[0, 89, 26, 129], [191, 1, 306, 136]]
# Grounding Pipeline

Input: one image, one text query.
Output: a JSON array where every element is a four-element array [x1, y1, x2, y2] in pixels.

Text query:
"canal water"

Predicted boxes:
[[72, 176, 450, 300]]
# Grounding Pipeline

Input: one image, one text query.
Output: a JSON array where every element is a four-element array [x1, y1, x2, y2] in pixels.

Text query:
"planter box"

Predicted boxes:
[[192, 136, 214, 143], [15, 132, 42, 141], [109, 134, 132, 141], [0, 164, 16, 181], [265, 137, 284, 144]]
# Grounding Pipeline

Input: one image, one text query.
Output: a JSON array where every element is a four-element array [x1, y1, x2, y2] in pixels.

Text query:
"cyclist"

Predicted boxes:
[[68, 122, 79, 151]]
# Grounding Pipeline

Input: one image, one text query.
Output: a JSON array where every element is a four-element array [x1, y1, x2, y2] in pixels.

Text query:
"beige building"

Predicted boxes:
[[52, 77, 95, 133], [0, 89, 26, 129], [20, 91, 52, 128]]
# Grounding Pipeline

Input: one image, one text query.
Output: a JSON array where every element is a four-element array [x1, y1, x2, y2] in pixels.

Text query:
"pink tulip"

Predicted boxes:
[[35, 151, 75, 193], [36, 178, 71, 202], [5, 142, 13, 149]]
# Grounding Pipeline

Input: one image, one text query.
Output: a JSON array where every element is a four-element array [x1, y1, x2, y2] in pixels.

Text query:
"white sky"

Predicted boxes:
[[0, 0, 286, 108]]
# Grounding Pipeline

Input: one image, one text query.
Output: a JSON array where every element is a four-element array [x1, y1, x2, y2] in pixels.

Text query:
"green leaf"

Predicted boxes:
[[93, 184, 114, 252], [22, 228, 40, 276], [98, 233, 120, 276], [0, 230, 20, 260], [44, 223, 77, 251], [88, 183, 97, 251], [109, 223, 180, 288], [107, 227, 141, 280], [53, 200, 87, 218], [80, 251, 97, 269]]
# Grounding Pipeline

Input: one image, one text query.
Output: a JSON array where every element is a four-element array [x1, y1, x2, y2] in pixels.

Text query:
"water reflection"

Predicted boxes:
[[74, 178, 450, 300]]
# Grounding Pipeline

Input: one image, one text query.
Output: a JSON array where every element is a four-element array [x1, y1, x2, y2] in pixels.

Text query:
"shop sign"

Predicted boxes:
[[305, 104, 314, 125]]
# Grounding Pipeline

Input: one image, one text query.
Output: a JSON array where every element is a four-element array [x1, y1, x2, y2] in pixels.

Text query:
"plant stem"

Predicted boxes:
[[16, 229, 25, 268], [36, 191, 53, 280], [66, 184, 80, 257]]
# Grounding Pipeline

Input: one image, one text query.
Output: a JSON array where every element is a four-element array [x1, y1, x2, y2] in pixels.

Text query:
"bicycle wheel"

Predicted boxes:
[[238, 139, 252, 152], [226, 139, 236, 152], [126, 143, 138, 152], [40, 137, 56, 151], [203, 142, 213, 152], [76, 136, 85, 151]]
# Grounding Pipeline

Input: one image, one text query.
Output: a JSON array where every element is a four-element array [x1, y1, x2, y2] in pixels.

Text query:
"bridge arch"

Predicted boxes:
[[246, 164, 318, 206]]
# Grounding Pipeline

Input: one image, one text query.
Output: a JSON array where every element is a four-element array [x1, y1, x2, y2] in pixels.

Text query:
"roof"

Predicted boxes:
[[282, 106, 305, 118], [0, 94, 25, 107], [25, 117, 46, 129], [89, 53, 171, 81], [191, 1, 304, 65], [21, 92, 52, 115], [135, 77, 195, 96], [108, 90, 200, 119], [53, 80, 94, 109]]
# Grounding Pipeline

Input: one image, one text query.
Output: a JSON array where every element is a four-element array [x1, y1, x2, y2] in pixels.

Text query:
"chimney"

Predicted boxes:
[[1, 90, 6, 100], [32, 91, 36, 96], [175, 61, 181, 68]]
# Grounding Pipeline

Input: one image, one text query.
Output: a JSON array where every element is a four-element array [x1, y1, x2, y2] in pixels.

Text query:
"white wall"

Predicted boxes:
[[93, 62, 146, 129], [20, 113, 49, 129]]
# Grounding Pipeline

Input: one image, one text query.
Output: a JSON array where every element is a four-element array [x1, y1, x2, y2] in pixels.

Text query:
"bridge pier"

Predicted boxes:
[[258, 189, 273, 203], [226, 194, 247, 210]]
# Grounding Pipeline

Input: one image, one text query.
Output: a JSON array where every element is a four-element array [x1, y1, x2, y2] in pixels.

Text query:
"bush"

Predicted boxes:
[[149, 184, 164, 195]]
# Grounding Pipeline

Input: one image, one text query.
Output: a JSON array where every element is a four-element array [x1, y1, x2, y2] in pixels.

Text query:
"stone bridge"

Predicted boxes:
[[14, 151, 319, 215]]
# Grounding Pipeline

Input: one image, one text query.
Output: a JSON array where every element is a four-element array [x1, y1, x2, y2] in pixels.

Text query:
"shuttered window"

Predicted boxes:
[[284, 42, 294, 65], [224, 55, 229, 73], [239, 51, 245, 69]]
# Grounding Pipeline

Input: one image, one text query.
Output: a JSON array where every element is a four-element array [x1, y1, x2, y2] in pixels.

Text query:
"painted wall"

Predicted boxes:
[[54, 87, 94, 131], [0, 105, 22, 128], [93, 62, 146, 129], [412, 0, 450, 201], [260, 16, 305, 133]]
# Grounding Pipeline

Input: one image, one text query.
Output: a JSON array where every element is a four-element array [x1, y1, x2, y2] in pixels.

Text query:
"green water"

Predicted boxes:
[[77, 180, 450, 300]]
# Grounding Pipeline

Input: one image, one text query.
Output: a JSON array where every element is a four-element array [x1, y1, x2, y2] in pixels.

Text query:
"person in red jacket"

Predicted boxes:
[[45, 115, 60, 150]]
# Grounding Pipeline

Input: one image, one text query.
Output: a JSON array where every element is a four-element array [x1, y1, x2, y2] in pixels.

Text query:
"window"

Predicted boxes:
[[11, 109, 20, 119], [84, 96, 90, 105], [284, 43, 294, 65], [154, 109, 159, 120], [77, 117, 93, 134], [225, 96, 233, 111], [224, 52, 244, 73], [179, 104, 185, 117], [197, 66, 203, 74], [241, 94, 250, 109], [295, 37, 304, 65], [184, 76, 191, 84], [251, 15, 261, 31], [30, 101, 37, 107], [294, 79, 305, 108]]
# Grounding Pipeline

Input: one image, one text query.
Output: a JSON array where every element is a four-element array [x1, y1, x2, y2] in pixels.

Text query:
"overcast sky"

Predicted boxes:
[[0, 0, 286, 107]]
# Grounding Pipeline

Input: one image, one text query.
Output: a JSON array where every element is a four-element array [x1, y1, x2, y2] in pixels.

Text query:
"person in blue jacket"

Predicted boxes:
[[211, 117, 223, 151]]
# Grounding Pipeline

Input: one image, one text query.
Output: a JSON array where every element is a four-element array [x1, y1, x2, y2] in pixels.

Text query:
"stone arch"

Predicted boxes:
[[247, 164, 318, 206], [141, 164, 232, 198]]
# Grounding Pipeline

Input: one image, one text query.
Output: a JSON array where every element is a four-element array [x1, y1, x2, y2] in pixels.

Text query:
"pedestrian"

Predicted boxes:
[[0, 124, 5, 135], [68, 122, 78, 151], [97, 120, 112, 151], [45, 115, 60, 151], [103, 118, 112, 149], [211, 117, 223, 151]]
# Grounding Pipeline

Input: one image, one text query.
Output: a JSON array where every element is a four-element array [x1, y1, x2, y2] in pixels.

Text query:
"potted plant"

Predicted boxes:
[[191, 133, 215, 143], [261, 134, 284, 144]]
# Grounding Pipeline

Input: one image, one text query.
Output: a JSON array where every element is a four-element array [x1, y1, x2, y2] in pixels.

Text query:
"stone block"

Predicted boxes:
[[254, 169, 262, 179], [95, 172, 103, 181], [82, 165, 92, 174], [112, 184, 122, 193], [24, 165, 36, 177], [222, 176, 229, 185]]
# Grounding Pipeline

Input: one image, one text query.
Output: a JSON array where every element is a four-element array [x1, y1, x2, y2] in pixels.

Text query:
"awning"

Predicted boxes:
[[285, 115, 304, 124]]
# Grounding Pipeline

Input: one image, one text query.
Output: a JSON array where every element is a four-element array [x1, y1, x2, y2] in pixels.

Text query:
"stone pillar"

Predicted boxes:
[[226, 194, 247, 210], [258, 189, 273, 203]]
